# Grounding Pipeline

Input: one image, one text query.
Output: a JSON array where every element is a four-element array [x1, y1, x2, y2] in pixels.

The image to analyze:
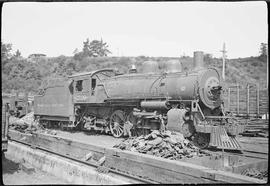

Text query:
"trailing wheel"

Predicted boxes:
[[109, 110, 126, 138], [193, 133, 210, 149]]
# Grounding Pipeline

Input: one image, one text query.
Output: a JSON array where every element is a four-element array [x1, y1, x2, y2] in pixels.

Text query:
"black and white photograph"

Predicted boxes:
[[1, 1, 268, 184]]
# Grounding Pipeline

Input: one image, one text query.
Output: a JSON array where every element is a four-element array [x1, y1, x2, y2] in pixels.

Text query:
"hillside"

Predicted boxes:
[[226, 57, 267, 87], [1, 55, 267, 94], [178, 56, 267, 88]]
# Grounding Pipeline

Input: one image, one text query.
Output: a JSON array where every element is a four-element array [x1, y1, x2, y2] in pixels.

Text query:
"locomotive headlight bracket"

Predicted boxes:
[[205, 77, 220, 100]]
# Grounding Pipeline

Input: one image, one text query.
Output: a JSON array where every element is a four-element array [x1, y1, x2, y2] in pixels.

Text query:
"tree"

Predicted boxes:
[[259, 43, 267, 62], [65, 58, 77, 75], [14, 49, 22, 58], [1, 42, 12, 66], [74, 38, 111, 60], [73, 48, 79, 55], [259, 43, 267, 56], [82, 38, 92, 57], [203, 53, 213, 65], [89, 39, 111, 57]]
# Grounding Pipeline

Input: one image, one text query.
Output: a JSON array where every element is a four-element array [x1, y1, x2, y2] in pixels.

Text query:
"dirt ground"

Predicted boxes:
[[238, 136, 268, 153], [54, 129, 123, 148], [2, 152, 69, 185]]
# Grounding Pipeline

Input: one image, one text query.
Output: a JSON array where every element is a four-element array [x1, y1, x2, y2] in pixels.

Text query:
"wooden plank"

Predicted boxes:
[[9, 130, 106, 161], [204, 169, 265, 184], [232, 160, 268, 174], [105, 155, 212, 184], [106, 149, 264, 183]]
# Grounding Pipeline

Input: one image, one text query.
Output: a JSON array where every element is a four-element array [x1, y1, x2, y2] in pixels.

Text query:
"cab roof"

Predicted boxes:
[[68, 68, 116, 78]]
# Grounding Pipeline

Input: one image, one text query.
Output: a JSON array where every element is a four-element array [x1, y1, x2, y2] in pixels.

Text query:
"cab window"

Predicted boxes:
[[75, 79, 90, 92], [75, 80, 83, 91], [91, 78, 96, 95]]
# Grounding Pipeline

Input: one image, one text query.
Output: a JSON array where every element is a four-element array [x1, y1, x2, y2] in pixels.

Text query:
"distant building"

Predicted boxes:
[[27, 53, 46, 63], [28, 53, 46, 58]]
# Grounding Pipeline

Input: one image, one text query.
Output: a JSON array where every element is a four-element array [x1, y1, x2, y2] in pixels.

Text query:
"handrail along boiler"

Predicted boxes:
[[34, 51, 243, 150]]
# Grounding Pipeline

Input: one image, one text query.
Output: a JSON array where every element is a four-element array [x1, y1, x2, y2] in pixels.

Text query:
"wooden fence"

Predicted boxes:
[[223, 83, 268, 118]]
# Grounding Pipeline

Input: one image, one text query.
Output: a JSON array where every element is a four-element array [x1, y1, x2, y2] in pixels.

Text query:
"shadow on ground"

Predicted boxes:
[[2, 153, 20, 174]]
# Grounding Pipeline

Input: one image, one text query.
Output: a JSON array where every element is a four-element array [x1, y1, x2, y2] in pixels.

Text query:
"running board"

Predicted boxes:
[[209, 126, 242, 150]]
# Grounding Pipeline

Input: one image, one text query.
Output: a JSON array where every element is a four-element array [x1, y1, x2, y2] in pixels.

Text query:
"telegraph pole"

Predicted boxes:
[[220, 43, 227, 81], [267, 45, 268, 89]]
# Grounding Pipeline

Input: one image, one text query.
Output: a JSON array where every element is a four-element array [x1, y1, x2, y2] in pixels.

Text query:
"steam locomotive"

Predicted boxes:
[[34, 51, 243, 150]]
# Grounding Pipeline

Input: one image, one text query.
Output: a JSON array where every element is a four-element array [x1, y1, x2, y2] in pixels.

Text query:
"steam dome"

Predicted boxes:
[[165, 60, 182, 73], [141, 61, 159, 74]]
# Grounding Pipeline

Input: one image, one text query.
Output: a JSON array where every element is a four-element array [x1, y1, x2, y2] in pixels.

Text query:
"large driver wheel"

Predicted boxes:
[[110, 110, 126, 138], [193, 133, 210, 149]]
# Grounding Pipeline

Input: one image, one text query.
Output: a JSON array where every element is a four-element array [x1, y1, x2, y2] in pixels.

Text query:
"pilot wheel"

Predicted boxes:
[[193, 133, 210, 149]]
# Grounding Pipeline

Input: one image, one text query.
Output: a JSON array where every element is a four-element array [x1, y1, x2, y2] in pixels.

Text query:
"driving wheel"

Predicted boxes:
[[110, 110, 126, 138]]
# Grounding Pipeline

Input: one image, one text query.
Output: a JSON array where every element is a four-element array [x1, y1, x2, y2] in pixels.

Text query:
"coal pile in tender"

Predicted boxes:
[[113, 130, 210, 160], [9, 112, 57, 135]]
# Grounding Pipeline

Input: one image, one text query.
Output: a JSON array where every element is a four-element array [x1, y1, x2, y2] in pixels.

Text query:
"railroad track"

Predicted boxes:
[[241, 150, 268, 160], [202, 148, 268, 160], [9, 137, 157, 184]]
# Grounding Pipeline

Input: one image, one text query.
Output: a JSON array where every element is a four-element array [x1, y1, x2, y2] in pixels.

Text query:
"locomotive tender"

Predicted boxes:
[[34, 51, 243, 150]]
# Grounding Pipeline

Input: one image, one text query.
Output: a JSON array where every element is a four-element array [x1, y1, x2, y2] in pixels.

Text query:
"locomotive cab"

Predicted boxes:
[[70, 68, 117, 103]]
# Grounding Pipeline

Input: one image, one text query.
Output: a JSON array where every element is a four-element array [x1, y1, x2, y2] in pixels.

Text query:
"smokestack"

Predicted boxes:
[[193, 51, 204, 70]]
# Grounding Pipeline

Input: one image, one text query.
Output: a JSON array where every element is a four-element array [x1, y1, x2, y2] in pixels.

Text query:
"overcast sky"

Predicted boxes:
[[2, 2, 267, 58]]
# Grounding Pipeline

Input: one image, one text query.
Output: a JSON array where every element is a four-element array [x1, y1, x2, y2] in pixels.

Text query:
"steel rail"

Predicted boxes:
[[202, 148, 268, 160], [9, 138, 157, 184], [241, 150, 268, 160]]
